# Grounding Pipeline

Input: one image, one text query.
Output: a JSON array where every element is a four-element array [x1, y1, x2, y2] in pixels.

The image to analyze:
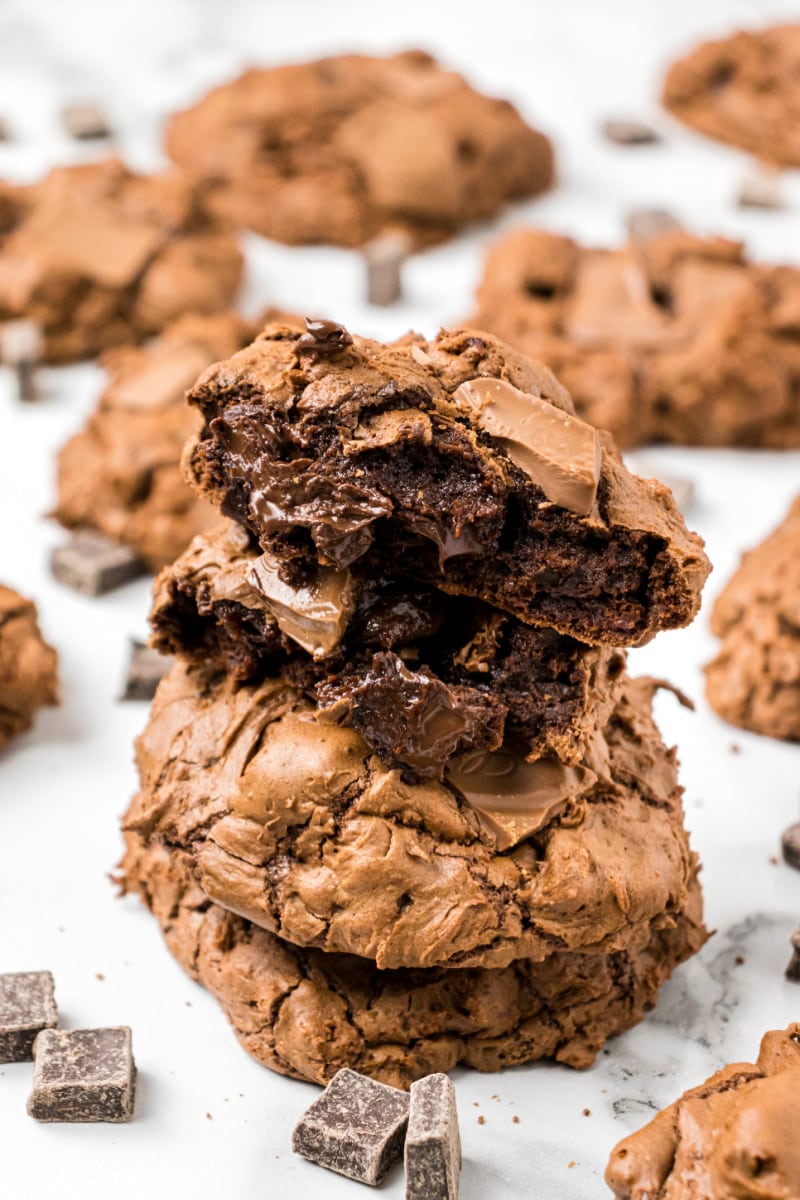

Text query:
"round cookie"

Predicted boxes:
[[0, 586, 58, 750], [125, 662, 698, 971], [122, 832, 706, 1089], [166, 51, 553, 249]]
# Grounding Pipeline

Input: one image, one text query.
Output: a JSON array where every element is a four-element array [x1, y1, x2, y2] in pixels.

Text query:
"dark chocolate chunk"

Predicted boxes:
[[737, 170, 783, 211], [782, 822, 800, 871], [1, 319, 43, 403], [295, 318, 353, 357], [364, 231, 411, 306], [61, 102, 112, 140], [405, 1074, 461, 1200], [786, 929, 800, 983], [0, 972, 58, 1063], [50, 531, 145, 596], [626, 208, 681, 244], [120, 639, 173, 701], [28, 1027, 136, 1122], [601, 118, 660, 146], [292, 1067, 409, 1185]]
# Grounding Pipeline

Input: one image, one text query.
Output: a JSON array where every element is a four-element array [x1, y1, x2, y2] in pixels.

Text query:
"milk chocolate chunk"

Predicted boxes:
[[50, 532, 145, 596], [292, 1068, 409, 1185], [365, 230, 411, 306], [250, 555, 354, 657], [0, 972, 57, 1063], [405, 1074, 461, 1200], [626, 208, 681, 243], [28, 1027, 136, 1122], [1, 319, 42, 403], [602, 118, 660, 145], [295, 318, 353, 357], [121, 640, 173, 701], [453, 376, 601, 515], [782, 822, 800, 871], [786, 929, 800, 983], [61, 102, 112, 140], [737, 169, 784, 211]]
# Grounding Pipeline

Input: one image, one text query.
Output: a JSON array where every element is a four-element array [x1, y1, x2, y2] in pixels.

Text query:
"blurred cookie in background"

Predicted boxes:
[[0, 586, 58, 751]]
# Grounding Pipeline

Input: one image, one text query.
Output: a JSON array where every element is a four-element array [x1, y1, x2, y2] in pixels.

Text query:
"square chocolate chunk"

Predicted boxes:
[[50, 532, 145, 596], [292, 1068, 409, 1185], [0, 971, 57, 1063], [405, 1074, 461, 1200], [28, 1027, 136, 1122], [120, 639, 173, 701]]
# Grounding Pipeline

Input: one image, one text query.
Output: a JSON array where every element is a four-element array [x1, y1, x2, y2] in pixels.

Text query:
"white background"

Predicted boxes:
[[1, 1, 799, 1196]]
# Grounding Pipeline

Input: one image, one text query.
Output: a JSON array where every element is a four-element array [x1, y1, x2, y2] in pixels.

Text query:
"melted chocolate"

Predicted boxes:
[[295, 318, 354, 357]]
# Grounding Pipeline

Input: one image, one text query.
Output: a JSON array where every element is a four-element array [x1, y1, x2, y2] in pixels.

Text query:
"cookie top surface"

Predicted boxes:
[[663, 24, 800, 166], [705, 495, 800, 740], [606, 1024, 800, 1200], [125, 663, 697, 971], [0, 158, 244, 362], [55, 312, 257, 571], [470, 225, 800, 448], [166, 51, 553, 247], [0, 585, 58, 750], [184, 321, 709, 647]]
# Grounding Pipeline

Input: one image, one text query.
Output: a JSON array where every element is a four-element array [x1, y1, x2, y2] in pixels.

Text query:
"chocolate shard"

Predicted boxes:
[[1, 319, 43, 403], [365, 230, 412, 306], [120, 639, 173, 701], [782, 822, 800, 871], [405, 1074, 461, 1200], [295, 318, 353, 358], [601, 118, 660, 146], [50, 531, 146, 596], [27, 1027, 136, 1122], [292, 1067, 409, 1185], [737, 169, 783, 211], [61, 102, 112, 140], [0, 972, 58, 1063], [786, 929, 800, 983]]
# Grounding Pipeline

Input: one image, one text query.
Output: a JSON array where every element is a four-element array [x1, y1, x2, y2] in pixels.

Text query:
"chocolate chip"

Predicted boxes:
[[295, 318, 353, 357], [292, 1068, 409, 1185], [737, 170, 783, 211], [786, 929, 800, 983], [405, 1074, 461, 1200], [28, 1027, 136, 1122], [1, 319, 43, 403], [50, 532, 145, 596], [601, 118, 660, 146], [0, 972, 58, 1063], [782, 822, 800, 871], [61, 102, 112, 140], [626, 208, 681, 243], [364, 231, 412, 306], [120, 639, 173, 701]]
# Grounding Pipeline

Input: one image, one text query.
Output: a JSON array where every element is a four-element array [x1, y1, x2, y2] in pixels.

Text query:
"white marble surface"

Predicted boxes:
[[1, 1, 799, 1196]]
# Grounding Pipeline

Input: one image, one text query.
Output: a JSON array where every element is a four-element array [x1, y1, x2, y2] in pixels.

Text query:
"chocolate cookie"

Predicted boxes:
[[663, 25, 800, 167], [470, 225, 800, 448], [606, 1024, 800, 1199], [150, 522, 627, 773], [54, 313, 256, 571], [705, 496, 800, 741], [184, 322, 709, 647], [0, 159, 243, 363], [121, 832, 705, 1089], [165, 51, 553, 249], [124, 664, 698, 971], [0, 586, 58, 750]]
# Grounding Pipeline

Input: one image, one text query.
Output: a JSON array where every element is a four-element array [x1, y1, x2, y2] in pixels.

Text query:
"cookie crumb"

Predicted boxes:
[[477, 1115, 485, 1126], [734, 954, 745, 965], [95, 973, 104, 981], [583, 1108, 591, 1116], [512, 1115, 520, 1124], [206, 1112, 212, 1120]]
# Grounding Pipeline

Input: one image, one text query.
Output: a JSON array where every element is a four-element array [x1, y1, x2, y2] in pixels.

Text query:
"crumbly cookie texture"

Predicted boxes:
[[184, 322, 709, 647], [166, 50, 553, 249], [54, 313, 255, 571], [124, 663, 700, 972], [0, 586, 58, 750], [0, 158, 243, 363], [663, 24, 800, 167], [705, 495, 800, 740], [121, 832, 705, 1089], [606, 1024, 800, 1200], [470, 226, 800, 448], [150, 521, 627, 774]]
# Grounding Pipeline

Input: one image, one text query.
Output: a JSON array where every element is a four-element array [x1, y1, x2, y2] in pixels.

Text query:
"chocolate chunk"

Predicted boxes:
[[453, 377, 601, 515], [782, 822, 800, 871], [61, 102, 112, 140], [0, 972, 58, 1063], [0, 117, 10, 142], [28, 1027, 136, 1122], [249, 555, 355, 657], [601, 118, 660, 145], [50, 532, 146, 596], [626, 208, 681, 243], [737, 169, 784, 211], [364, 230, 411, 306], [786, 929, 800, 983], [120, 640, 173, 701], [1, 319, 43, 403], [295, 318, 353, 357], [292, 1067, 409, 1185], [405, 1074, 461, 1200]]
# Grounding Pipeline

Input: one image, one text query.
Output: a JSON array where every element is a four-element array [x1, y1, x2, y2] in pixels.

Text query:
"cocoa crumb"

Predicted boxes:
[[478, 1115, 486, 1126]]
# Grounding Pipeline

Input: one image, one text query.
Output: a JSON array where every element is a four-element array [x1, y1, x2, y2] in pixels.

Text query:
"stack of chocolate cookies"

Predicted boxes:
[[122, 320, 711, 1088]]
